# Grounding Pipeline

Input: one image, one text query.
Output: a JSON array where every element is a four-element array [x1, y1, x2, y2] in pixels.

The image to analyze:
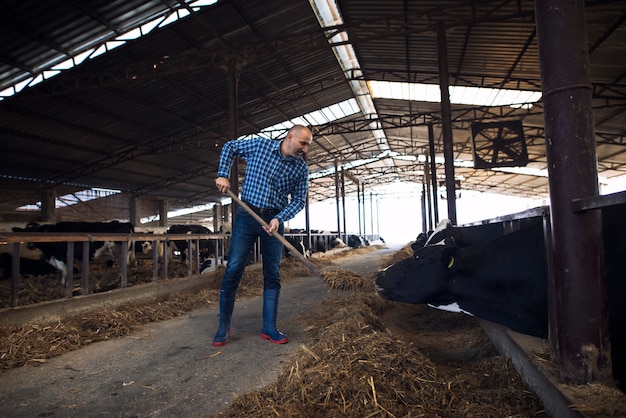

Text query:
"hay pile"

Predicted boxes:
[[215, 249, 547, 417], [215, 293, 546, 417], [0, 245, 552, 417], [322, 270, 369, 291], [0, 253, 343, 372], [218, 296, 448, 417], [0, 265, 267, 371]]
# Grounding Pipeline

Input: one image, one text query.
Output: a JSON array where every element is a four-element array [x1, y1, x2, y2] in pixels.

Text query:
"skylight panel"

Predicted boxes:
[[259, 99, 361, 137], [53, 58, 75, 71], [73, 50, 93, 66], [118, 27, 143, 41], [369, 80, 541, 108], [17, 188, 121, 211], [192, 0, 220, 7], [161, 11, 182, 26], [390, 82, 407, 100], [338, 98, 359, 115], [306, 110, 329, 125], [91, 45, 108, 58], [30, 74, 44, 87], [290, 117, 308, 126], [105, 41, 125, 51], [141, 19, 161, 35]]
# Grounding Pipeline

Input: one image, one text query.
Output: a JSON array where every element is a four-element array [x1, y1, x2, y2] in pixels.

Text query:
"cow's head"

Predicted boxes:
[[375, 242, 458, 305]]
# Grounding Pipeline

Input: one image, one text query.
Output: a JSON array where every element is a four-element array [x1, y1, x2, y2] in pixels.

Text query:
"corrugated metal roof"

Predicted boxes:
[[0, 0, 625, 222]]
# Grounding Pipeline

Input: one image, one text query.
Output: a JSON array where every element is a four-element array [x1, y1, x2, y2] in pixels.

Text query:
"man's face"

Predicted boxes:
[[284, 129, 312, 158]]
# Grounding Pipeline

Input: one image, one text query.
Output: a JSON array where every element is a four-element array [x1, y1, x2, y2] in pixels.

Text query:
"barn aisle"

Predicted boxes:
[[0, 244, 400, 417]]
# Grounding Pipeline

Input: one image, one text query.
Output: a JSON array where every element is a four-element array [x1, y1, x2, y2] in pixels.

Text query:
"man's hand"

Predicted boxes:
[[263, 218, 280, 235], [215, 177, 230, 194]]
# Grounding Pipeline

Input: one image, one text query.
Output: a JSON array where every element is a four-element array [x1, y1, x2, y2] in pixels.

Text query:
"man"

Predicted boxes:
[[213, 124, 313, 346]]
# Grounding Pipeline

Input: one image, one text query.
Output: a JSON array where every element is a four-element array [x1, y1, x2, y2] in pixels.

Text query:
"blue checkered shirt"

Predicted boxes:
[[217, 137, 309, 222]]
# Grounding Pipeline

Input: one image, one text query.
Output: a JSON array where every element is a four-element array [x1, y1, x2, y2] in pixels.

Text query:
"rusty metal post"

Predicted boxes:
[[534, 0, 612, 384], [437, 22, 457, 225]]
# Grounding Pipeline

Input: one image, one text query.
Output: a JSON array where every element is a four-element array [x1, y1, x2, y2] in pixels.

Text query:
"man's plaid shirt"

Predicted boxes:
[[217, 137, 309, 222]]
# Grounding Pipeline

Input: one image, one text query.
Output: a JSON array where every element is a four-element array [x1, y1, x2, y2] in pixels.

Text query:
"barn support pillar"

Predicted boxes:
[[361, 186, 366, 238], [223, 204, 231, 227], [213, 203, 222, 232], [357, 182, 362, 236], [158, 200, 169, 227], [129, 195, 140, 226], [341, 168, 347, 242], [534, 0, 612, 385], [436, 22, 457, 225], [334, 160, 342, 241], [226, 55, 241, 220], [369, 192, 374, 241], [427, 124, 439, 228], [421, 181, 428, 234], [40, 187, 56, 223]]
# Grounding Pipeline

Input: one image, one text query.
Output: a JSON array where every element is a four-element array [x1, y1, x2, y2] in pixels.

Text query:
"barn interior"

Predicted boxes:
[[1, 0, 626, 416], [1, 0, 625, 226]]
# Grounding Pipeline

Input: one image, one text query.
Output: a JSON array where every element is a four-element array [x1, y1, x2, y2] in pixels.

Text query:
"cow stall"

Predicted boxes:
[[0, 226, 229, 309]]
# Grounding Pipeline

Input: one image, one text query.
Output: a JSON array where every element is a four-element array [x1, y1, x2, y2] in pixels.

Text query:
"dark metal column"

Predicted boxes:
[[534, 0, 612, 384], [40, 187, 56, 223], [341, 168, 347, 242], [361, 186, 366, 236], [428, 124, 439, 226], [334, 160, 341, 239], [227, 57, 241, 218], [370, 191, 374, 241], [158, 200, 168, 227], [421, 181, 428, 233], [437, 22, 457, 225], [357, 182, 362, 235]]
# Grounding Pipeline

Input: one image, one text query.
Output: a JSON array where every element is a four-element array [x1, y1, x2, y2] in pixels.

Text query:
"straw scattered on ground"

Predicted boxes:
[[0, 244, 569, 417]]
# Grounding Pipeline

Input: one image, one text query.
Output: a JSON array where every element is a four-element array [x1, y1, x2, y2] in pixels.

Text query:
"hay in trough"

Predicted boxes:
[[322, 270, 370, 291]]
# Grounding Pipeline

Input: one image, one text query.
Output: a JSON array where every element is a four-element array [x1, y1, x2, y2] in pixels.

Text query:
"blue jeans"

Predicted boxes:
[[220, 206, 284, 294]]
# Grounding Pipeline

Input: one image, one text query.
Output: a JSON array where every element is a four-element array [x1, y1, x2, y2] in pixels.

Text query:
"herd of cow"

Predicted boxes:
[[0, 222, 365, 284]]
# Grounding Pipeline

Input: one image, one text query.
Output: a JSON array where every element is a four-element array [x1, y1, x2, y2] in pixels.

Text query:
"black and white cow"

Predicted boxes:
[[347, 234, 368, 249], [375, 218, 549, 338], [12, 221, 135, 283], [283, 228, 311, 257], [310, 230, 336, 253], [167, 224, 215, 262], [0, 253, 59, 279], [375, 213, 626, 390]]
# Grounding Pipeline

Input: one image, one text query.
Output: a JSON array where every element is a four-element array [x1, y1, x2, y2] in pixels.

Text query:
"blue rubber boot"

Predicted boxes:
[[212, 292, 235, 347], [261, 289, 289, 344]]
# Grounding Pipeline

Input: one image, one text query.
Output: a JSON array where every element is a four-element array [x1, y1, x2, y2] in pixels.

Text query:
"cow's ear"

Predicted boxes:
[[440, 246, 457, 270]]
